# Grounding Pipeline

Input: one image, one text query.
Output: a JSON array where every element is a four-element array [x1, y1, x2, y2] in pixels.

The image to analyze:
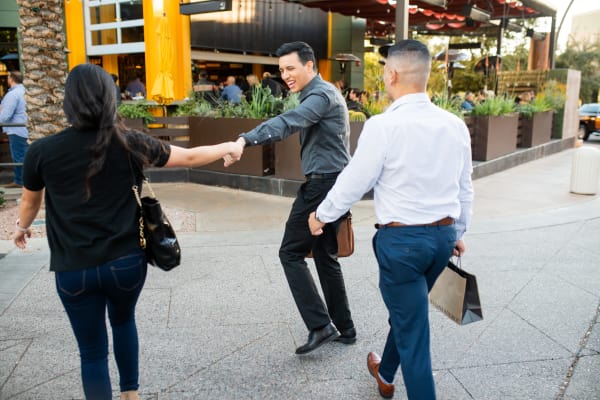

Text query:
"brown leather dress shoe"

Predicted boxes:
[[3, 182, 22, 189], [367, 352, 395, 398]]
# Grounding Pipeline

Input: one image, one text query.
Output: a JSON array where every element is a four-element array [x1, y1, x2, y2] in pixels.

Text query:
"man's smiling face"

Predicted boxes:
[[279, 52, 315, 93]]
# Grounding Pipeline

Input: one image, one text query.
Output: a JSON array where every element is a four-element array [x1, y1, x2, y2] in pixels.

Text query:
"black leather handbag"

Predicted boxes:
[[130, 159, 181, 271]]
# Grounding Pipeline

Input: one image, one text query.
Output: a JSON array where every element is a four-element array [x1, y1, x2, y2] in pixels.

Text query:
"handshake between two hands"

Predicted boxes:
[[219, 138, 326, 238], [223, 137, 247, 167]]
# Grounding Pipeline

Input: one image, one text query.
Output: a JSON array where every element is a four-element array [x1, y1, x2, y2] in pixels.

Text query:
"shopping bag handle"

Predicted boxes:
[[450, 254, 462, 270]]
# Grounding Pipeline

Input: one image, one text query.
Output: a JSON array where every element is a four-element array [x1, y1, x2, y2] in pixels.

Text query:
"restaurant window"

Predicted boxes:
[[0, 28, 18, 98], [84, 0, 145, 55]]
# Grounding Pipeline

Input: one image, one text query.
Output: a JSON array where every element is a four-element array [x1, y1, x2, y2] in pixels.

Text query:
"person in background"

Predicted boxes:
[[193, 70, 217, 105], [229, 41, 356, 355], [261, 71, 285, 97], [476, 90, 486, 103], [333, 79, 346, 94], [359, 89, 371, 105], [111, 74, 122, 106], [346, 88, 371, 118], [244, 74, 261, 101], [461, 91, 475, 112], [13, 63, 243, 400], [0, 70, 28, 188], [308, 39, 473, 400], [220, 75, 242, 104], [515, 91, 532, 105], [125, 73, 146, 99]]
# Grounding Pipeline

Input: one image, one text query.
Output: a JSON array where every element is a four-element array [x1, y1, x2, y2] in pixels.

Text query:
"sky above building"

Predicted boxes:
[[545, 0, 600, 49]]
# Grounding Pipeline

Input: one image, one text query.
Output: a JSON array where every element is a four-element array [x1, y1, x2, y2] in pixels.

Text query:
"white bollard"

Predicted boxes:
[[570, 146, 600, 195]]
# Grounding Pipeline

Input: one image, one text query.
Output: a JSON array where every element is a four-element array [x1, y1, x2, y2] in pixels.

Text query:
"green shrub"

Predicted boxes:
[[176, 87, 301, 119], [174, 96, 214, 117], [282, 93, 300, 112], [471, 95, 516, 116], [117, 102, 155, 124], [432, 92, 464, 119], [517, 96, 554, 118], [363, 97, 390, 116], [349, 110, 367, 122], [537, 80, 566, 112], [238, 86, 280, 119], [0, 189, 5, 207]]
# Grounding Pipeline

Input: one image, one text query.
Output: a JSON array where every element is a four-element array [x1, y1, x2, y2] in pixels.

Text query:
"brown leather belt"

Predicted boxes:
[[376, 216, 454, 229]]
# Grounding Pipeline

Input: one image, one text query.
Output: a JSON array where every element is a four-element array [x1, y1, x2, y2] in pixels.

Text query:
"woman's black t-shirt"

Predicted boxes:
[[23, 127, 171, 272]]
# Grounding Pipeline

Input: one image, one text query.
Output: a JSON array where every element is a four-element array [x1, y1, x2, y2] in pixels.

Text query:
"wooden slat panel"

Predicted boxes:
[[146, 128, 190, 137], [152, 116, 189, 125]]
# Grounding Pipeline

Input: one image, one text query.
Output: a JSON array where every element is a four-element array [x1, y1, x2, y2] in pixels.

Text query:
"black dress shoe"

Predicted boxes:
[[334, 327, 356, 344], [295, 322, 340, 355]]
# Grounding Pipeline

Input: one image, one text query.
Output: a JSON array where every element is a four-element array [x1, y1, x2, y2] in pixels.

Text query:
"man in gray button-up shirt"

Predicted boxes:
[[234, 41, 355, 355]]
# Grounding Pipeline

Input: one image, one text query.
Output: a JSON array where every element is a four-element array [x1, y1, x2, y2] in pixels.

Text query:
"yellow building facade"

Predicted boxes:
[[62, 0, 366, 103], [64, 0, 191, 102]]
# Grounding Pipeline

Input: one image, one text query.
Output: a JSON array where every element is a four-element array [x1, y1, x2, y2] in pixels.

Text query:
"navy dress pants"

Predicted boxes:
[[372, 224, 456, 400]]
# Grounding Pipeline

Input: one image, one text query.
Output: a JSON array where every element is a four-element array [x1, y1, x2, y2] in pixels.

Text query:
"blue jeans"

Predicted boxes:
[[372, 224, 456, 400], [55, 249, 147, 400], [8, 134, 28, 185]]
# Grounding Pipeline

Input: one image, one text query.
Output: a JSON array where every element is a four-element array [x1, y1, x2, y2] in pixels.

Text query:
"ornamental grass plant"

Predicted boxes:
[[175, 87, 300, 119], [432, 92, 463, 119], [471, 95, 516, 116]]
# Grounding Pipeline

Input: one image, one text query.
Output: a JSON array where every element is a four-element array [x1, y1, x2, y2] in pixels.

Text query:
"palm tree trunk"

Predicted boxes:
[[17, 0, 69, 139]]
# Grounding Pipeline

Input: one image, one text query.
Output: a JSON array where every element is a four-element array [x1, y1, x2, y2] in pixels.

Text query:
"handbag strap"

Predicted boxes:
[[128, 154, 147, 250], [128, 154, 156, 200]]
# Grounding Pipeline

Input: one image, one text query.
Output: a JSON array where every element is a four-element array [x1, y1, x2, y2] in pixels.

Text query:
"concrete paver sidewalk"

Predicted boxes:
[[0, 148, 599, 399]]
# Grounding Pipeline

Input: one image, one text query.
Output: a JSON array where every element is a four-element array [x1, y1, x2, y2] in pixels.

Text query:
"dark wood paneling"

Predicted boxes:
[[189, 117, 272, 176]]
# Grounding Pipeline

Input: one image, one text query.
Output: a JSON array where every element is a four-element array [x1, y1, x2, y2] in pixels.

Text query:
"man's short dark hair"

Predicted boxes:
[[379, 39, 430, 63], [9, 71, 23, 84], [276, 41, 316, 70]]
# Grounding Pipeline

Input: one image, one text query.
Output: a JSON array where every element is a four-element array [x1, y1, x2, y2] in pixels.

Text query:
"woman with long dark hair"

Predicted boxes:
[[13, 63, 243, 400]]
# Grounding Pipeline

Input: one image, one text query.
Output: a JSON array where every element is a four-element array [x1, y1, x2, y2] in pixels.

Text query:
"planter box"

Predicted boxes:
[[467, 114, 519, 161], [517, 111, 553, 148], [123, 117, 191, 147], [147, 116, 191, 148], [189, 117, 273, 176], [274, 121, 365, 180], [0, 133, 10, 164], [122, 118, 145, 131]]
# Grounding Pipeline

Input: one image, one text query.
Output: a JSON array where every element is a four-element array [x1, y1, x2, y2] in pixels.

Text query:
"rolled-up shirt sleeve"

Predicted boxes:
[[241, 94, 329, 146]]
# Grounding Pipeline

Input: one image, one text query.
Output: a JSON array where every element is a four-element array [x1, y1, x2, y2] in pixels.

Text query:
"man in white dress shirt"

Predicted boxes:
[[308, 39, 474, 400]]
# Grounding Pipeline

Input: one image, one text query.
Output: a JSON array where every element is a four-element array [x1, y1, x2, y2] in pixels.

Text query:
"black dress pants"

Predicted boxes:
[[278, 176, 354, 332]]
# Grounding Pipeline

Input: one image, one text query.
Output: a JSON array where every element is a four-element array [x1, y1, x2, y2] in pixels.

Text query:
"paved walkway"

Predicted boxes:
[[1, 147, 599, 399]]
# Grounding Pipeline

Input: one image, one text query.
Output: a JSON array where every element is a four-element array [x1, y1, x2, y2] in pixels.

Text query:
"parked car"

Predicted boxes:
[[579, 103, 600, 141]]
